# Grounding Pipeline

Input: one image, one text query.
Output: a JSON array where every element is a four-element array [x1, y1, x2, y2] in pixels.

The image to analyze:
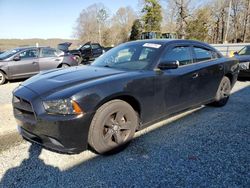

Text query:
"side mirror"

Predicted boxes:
[[233, 51, 239, 56], [158, 60, 179, 70], [13, 55, 21, 61]]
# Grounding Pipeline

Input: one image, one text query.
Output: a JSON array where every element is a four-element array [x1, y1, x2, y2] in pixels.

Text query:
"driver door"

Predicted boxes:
[[9, 49, 39, 78], [80, 42, 93, 60], [154, 44, 200, 116]]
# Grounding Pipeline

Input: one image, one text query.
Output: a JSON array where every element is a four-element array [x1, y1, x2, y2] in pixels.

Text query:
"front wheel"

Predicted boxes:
[[210, 76, 231, 107], [88, 100, 138, 154], [0, 71, 6, 85]]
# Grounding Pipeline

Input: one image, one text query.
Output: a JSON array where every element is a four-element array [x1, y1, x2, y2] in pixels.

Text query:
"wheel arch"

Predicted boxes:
[[57, 63, 70, 68], [0, 69, 8, 79], [224, 72, 233, 84], [95, 94, 141, 118]]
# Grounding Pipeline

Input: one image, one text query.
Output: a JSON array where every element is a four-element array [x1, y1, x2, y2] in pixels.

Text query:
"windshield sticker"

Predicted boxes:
[[143, 43, 161, 49]]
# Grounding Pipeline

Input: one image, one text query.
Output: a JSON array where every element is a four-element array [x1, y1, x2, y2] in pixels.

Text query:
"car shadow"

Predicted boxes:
[[0, 84, 249, 187], [0, 144, 61, 187], [8, 78, 27, 84]]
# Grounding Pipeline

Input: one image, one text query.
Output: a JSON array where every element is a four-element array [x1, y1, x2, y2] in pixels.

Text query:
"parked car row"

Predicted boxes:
[[13, 39, 239, 155], [58, 41, 112, 64], [233, 45, 250, 79], [0, 46, 78, 85]]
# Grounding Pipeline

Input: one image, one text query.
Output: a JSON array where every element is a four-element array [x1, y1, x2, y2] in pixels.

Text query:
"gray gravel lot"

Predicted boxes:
[[0, 81, 249, 187]]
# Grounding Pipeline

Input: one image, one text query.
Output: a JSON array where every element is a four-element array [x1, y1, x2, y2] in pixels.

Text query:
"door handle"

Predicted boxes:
[[55, 59, 60, 61], [192, 73, 199, 79], [32, 61, 38, 64]]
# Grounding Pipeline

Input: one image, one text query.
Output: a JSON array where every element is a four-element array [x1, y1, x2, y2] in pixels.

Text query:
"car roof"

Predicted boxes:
[[126, 39, 219, 53], [13, 46, 51, 51], [127, 39, 212, 47]]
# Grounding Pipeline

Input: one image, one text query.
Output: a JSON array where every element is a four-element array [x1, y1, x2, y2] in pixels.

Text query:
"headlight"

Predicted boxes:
[[43, 99, 83, 115]]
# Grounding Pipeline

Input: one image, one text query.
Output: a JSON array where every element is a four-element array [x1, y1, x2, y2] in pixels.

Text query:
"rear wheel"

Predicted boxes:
[[0, 71, 6, 85], [74, 55, 82, 64], [88, 100, 138, 154], [211, 76, 231, 107]]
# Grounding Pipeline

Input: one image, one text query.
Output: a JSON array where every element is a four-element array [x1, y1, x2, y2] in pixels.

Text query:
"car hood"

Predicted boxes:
[[234, 55, 250, 63], [21, 66, 127, 97], [57, 42, 72, 52]]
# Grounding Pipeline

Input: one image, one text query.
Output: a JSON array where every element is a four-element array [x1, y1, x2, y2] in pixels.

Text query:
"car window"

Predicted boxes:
[[19, 49, 38, 59], [162, 46, 192, 66], [238, 46, 250, 55], [40, 48, 57, 58], [139, 48, 156, 61], [193, 47, 213, 62], [0, 48, 23, 60], [91, 44, 101, 50], [92, 43, 161, 70], [81, 45, 91, 50]]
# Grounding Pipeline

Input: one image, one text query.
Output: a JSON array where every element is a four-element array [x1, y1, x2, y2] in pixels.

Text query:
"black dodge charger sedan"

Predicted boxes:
[[12, 40, 239, 154]]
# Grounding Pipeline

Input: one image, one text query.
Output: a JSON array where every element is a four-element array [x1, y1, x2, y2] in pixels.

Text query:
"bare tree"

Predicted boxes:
[[242, 0, 250, 42], [74, 3, 109, 44], [167, 0, 191, 39], [111, 6, 137, 44]]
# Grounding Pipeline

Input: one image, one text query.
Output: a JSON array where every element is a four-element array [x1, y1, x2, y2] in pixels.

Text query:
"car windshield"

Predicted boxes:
[[91, 42, 162, 70], [0, 48, 22, 60]]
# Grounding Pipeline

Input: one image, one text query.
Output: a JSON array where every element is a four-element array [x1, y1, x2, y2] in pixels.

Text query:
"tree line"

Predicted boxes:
[[74, 0, 250, 46]]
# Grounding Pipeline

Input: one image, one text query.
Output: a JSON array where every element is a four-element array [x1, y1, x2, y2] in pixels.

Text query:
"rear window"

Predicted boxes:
[[40, 48, 60, 57]]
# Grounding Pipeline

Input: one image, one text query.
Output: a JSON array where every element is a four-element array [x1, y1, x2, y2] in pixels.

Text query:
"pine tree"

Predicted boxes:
[[142, 0, 163, 32], [129, 19, 143, 40]]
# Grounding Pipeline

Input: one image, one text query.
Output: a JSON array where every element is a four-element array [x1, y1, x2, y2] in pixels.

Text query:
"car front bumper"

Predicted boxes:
[[13, 86, 94, 154], [16, 113, 94, 154]]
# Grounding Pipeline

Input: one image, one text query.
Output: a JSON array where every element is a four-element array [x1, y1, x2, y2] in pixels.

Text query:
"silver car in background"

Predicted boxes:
[[0, 46, 78, 85]]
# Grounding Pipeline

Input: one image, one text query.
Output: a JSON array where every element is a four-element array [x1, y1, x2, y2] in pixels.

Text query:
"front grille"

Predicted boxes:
[[13, 96, 36, 124]]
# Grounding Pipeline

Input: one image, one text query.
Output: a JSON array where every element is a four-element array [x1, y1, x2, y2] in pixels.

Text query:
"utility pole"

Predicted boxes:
[[224, 0, 232, 43]]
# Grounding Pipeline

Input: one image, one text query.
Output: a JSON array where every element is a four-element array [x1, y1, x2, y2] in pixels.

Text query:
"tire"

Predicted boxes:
[[88, 99, 138, 154], [210, 76, 231, 107], [61, 63, 70, 68], [74, 55, 82, 64], [0, 71, 6, 85]]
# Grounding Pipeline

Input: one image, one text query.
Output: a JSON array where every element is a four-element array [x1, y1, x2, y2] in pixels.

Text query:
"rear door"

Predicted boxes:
[[191, 45, 224, 103], [91, 43, 103, 59], [155, 44, 201, 116], [9, 49, 39, 78], [38, 48, 62, 71]]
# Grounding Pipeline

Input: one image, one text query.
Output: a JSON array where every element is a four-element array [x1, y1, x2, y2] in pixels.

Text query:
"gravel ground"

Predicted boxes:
[[0, 81, 249, 187], [0, 81, 21, 133]]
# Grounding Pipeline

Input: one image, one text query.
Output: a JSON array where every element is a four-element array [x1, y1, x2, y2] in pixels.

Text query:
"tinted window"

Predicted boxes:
[[92, 43, 161, 70], [194, 47, 212, 62], [81, 45, 91, 50], [0, 48, 23, 60], [238, 46, 250, 55], [19, 49, 38, 59], [40, 48, 57, 58], [163, 46, 192, 66], [92, 44, 101, 50]]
